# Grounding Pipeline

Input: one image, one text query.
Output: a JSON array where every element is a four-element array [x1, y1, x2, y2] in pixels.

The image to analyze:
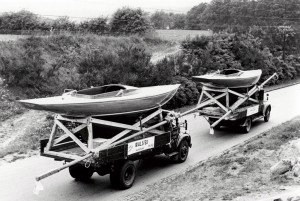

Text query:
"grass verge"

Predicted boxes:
[[0, 84, 26, 122], [125, 116, 300, 201]]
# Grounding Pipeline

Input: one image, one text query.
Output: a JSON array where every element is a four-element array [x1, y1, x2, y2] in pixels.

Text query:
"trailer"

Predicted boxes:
[[34, 108, 191, 193], [182, 73, 277, 134], [199, 87, 271, 133]]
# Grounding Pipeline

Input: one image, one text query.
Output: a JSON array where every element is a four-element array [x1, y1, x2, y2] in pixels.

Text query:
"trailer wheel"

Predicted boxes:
[[242, 117, 252, 133], [110, 160, 136, 189], [69, 164, 94, 181], [264, 107, 271, 122], [173, 139, 189, 163]]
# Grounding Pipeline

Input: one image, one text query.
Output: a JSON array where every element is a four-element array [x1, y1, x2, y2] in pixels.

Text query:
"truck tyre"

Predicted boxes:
[[264, 107, 271, 122], [242, 117, 252, 133], [110, 160, 136, 189], [174, 139, 189, 163], [69, 164, 94, 181]]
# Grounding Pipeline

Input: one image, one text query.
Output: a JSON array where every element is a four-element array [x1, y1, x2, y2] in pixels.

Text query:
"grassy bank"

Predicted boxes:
[[0, 111, 52, 163], [124, 116, 300, 201]]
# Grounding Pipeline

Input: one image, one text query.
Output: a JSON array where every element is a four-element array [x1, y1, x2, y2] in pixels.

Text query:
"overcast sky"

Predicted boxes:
[[0, 0, 210, 20]]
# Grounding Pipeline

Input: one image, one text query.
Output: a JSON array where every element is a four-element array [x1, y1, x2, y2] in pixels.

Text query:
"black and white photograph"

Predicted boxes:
[[0, 0, 300, 200]]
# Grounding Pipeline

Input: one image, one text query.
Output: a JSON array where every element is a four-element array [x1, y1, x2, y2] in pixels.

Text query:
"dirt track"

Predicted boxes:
[[0, 110, 48, 164]]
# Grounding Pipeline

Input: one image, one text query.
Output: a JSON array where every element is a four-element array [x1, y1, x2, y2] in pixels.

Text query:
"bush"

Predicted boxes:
[[78, 17, 109, 35], [0, 35, 83, 96], [77, 36, 152, 87], [110, 7, 152, 35], [0, 10, 40, 32], [178, 33, 298, 84], [168, 77, 199, 108], [0, 37, 45, 89]]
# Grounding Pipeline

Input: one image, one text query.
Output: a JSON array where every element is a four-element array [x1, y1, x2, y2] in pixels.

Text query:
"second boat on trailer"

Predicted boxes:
[[192, 69, 262, 88]]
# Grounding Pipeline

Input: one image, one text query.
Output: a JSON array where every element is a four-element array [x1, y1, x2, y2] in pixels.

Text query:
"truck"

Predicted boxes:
[[36, 108, 191, 191]]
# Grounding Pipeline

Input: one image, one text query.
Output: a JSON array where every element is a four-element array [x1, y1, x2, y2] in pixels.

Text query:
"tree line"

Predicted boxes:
[[1, 0, 299, 33], [0, 8, 152, 35]]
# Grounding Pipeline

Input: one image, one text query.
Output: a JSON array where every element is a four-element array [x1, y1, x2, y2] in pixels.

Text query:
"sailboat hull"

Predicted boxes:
[[19, 84, 180, 117], [192, 69, 262, 88]]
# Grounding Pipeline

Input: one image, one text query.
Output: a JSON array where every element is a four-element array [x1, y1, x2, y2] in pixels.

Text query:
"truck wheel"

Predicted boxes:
[[264, 107, 271, 122], [173, 139, 189, 163], [242, 117, 252, 133], [110, 160, 136, 189], [69, 164, 94, 181]]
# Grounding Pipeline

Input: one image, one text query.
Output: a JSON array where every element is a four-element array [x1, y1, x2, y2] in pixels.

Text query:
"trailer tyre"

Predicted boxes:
[[264, 107, 271, 122], [69, 164, 94, 181], [110, 160, 136, 189], [174, 139, 189, 163], [242, 117, 252, 133]]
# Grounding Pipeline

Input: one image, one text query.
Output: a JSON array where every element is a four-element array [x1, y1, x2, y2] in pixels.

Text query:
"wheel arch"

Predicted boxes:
[[177, 133, 192, 148]]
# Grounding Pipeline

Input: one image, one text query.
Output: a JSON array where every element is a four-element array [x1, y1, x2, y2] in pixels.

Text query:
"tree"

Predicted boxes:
[[186, 3, 208, 30], [79, 17, 109, 35], [250, 25, 298, 59], [150, 11, 171, 29], [277, 26, 296, 61], [110, 7, 152, 35], [52, 17, 76, 32], [171, 14, 186, 29], [0, 10, 40, 33]]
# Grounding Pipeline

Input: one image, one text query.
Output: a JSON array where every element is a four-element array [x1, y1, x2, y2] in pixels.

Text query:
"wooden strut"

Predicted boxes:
[[36, 153, 93, 182], [209, 73, 278, 134]]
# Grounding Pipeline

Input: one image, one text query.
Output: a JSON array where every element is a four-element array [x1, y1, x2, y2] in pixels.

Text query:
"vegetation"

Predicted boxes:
[[185, 3, 208, 30], [185, 0, 300, 56], [155, 34, 299, 85], [0, 9, 152, 36], [0, 34, 197, 108], [110, 7, 152, 35], [150, 11, 186, 29], [0, 1, 299, 115], [189, 0, 300, 31]]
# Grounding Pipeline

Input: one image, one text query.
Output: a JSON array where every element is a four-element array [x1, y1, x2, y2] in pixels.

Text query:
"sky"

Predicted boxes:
[[0, 0, 210, 20]]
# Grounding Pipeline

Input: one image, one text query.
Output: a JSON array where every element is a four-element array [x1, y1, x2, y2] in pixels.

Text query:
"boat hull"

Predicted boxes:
[[19, 84, 180, 117], [192, 69, 262, 88]]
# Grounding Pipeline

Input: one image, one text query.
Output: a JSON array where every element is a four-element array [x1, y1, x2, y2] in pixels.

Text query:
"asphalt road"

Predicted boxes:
[[0, 84, 300, 201]]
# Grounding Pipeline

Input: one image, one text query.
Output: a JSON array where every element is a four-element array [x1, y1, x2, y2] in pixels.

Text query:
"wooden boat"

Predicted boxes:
[[192, 69, 262, 88], [19, 84, 180, 117]]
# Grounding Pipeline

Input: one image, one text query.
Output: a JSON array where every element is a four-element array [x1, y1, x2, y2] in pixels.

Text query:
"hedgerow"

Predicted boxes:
[[177, 33, 300, 85]]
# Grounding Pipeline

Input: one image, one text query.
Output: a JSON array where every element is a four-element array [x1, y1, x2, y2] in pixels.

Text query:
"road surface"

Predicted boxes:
[[0, 84, 299, 201]]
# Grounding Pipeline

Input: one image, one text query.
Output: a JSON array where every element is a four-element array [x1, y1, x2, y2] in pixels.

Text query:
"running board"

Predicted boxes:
[[165, 152, 178, 157]]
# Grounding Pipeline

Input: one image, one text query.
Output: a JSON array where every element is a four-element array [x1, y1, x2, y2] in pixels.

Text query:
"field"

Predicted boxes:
[[155, 29, 212, 42], [0, 34, 28, 41], [0, 30, 212, 42]]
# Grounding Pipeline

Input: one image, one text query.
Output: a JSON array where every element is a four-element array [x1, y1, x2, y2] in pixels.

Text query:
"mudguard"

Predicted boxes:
[[177, 133, 192, 148]]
